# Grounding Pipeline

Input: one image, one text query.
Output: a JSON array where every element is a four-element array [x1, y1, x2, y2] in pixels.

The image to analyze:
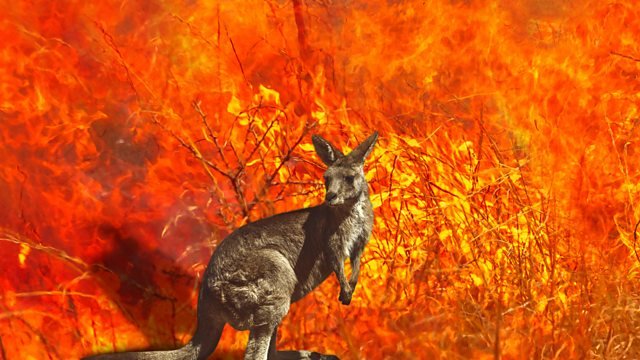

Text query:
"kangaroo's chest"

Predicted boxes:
[[332, 201, 372, 258]]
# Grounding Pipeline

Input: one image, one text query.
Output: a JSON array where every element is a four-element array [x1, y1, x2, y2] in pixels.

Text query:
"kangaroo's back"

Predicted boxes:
[[208, 206, 323, 272]]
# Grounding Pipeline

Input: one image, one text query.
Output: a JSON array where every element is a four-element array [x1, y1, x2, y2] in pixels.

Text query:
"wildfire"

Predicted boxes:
[[1, 0, 639, 359]]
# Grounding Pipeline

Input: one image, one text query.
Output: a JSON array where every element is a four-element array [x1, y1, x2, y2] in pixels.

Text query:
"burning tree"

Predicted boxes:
[[1, 0, 640, 359]]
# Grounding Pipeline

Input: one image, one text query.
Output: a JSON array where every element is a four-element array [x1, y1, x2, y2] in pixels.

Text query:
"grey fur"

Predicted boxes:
[[83, 132, 378, 360]]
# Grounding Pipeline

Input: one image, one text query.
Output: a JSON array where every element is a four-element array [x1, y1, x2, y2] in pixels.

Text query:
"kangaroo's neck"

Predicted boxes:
[[325, 190, 371, 228]]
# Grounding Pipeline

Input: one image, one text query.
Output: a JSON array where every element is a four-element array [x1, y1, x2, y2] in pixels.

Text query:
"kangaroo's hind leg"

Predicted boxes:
[[268, 326, 278, 359], [245, 324, 277, 360], [238, 250, 297, 360], [268, 327, 339, 360]]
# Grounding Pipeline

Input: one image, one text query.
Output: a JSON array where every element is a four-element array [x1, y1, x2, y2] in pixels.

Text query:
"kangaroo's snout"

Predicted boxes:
[[326, 192, 338, 205]]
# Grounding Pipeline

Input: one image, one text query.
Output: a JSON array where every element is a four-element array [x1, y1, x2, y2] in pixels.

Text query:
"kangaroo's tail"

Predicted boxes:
[[83, 296, 225, 360]]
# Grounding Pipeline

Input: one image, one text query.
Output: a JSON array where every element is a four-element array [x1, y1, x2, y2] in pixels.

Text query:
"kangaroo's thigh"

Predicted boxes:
[[209, 249, 296, 330], [249, 249, 297, 325]]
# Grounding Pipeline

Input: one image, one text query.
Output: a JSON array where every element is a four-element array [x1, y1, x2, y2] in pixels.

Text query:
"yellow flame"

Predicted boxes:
[[18, 243, 30, 268], [257, 84, 280, 104], [226, 95, 243, 116]]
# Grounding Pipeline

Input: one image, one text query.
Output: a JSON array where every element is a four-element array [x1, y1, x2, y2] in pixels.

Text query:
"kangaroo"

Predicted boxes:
[[84, 132, 378, 360]]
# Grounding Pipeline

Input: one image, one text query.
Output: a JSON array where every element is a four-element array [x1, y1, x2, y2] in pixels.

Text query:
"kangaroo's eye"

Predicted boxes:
[[345, 175, 355, 184]]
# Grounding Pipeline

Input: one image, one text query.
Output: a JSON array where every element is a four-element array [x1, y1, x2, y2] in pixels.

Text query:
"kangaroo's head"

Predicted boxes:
[[312, 132, 378, 207]]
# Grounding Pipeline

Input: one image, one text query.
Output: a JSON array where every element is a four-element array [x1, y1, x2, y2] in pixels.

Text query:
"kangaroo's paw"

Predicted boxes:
[[274, 350, 340, 360], [338, 289, 352, 305]]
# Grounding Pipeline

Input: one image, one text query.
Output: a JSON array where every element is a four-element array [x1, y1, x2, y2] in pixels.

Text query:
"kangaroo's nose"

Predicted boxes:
[[326, 192, 337, 203]]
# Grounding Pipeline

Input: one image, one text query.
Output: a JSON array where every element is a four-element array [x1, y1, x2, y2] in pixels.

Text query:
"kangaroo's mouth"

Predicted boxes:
[[327, 195, 348, 206], [326, 192, 361, 207], [327, 196, 359, 207], [327, 199, 343, 206]]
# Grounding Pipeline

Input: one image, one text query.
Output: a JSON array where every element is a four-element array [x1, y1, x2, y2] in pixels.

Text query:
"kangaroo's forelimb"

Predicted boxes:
[[349, 250, 363, 292], [331, 254, 353, 306]]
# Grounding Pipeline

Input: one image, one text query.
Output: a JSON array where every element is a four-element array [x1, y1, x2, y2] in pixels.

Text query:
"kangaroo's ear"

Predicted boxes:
[[349, 132, 379, 163], [312, 135, 344, 166]]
